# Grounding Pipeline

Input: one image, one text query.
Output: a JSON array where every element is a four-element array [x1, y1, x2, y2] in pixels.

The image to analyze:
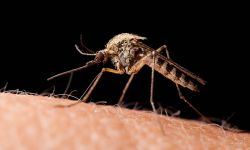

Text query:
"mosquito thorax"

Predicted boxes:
[[106, 33, 146, 49]]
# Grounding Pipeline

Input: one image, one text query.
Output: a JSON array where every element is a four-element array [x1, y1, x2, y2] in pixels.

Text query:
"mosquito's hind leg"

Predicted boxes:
[[156, 45, 170, 59], [175, 83, 210, 123], [160, 45, 209, 122]]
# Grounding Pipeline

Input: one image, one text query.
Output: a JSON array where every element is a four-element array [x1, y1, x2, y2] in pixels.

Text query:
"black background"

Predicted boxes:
[[0, 3, 249, 130]]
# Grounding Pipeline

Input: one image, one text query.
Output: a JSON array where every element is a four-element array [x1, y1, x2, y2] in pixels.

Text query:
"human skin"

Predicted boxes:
[[0, 93, 249, 150]]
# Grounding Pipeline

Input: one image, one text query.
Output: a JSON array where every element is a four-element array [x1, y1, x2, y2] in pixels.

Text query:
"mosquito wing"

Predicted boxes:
[[136, 42, 206, 85], [155, 52, 207, 85]]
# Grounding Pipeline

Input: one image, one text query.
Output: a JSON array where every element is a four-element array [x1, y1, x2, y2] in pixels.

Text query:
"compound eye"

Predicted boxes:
[[94, 52, 104, 63]]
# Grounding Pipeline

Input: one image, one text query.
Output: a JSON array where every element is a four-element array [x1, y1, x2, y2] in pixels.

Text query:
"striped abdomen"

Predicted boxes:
[[146, 54, 205, 92]]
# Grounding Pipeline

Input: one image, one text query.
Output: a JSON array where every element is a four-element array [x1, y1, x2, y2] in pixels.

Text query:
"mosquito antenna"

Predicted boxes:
[[47, 61, 96, 81], [80, 34, 95, 53], [75, 45, 96, 56]]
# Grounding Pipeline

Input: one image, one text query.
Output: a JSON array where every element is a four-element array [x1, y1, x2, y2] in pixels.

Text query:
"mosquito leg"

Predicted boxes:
[[175, 83, 210, 123], [150, 51, 168, 135], [160, 45, 208, 120], [82, 68, 124, 102], [155, 45, 170, 59], [64, 70, 104, 107], [156, 45, 167, 53], [118, 73, 135, 105], [81, 70, 104, 102], [165, 47, 170, 59], [101, 68, 125, 75], [160, 45, 208, 121], [150, 51, 157, 113], [65, 68, 124, 107], [62, 72, 73, 98], [128, 50, 158, 112], [155, 44, 170, 59]]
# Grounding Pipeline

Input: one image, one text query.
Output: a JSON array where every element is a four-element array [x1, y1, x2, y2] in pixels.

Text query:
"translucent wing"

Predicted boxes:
[[155, 53, 206, 85], [137, 42, 206, 85]]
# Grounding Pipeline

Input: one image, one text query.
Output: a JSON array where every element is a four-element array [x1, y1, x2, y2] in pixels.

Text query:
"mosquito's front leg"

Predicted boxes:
[[66, 68, 124, 107], [82, 68, 124, 102]]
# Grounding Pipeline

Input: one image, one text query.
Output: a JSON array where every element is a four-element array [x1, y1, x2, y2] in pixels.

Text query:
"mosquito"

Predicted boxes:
[[48, 33, 207, 120]]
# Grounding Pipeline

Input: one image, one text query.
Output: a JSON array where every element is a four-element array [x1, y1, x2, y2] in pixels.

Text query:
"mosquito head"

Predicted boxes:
[[94, 51, 105, 63], [94, 50, 108, 64]]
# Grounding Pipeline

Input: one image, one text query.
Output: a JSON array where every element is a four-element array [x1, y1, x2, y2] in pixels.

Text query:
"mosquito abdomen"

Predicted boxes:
[[148, 55, 199, 92]]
